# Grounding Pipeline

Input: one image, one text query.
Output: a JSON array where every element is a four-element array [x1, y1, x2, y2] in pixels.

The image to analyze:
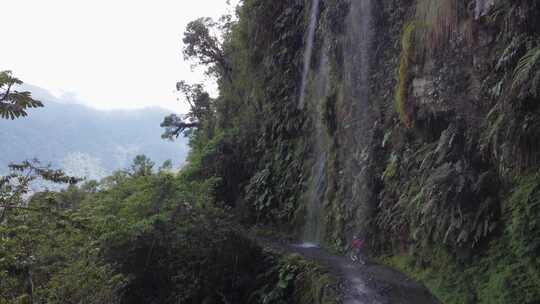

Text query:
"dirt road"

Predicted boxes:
[[282, 243, 440, 304]]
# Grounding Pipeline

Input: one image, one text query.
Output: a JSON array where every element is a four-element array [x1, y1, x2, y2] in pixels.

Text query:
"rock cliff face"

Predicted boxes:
[[233, 0, 540, 302], [294, 0, 539, 244]]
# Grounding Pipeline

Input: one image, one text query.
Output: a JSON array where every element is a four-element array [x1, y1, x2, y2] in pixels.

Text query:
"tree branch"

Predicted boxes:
[[1, 82, 13, 102]]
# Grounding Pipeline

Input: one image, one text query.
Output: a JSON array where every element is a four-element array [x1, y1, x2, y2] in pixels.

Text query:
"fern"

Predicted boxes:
[[512, 46, 540, 97], [496, 35, 528, 72]]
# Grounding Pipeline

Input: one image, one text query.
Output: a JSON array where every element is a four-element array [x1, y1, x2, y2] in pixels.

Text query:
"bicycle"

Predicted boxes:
[[349, 236, 366, 265], [349, 250, 366, 265]]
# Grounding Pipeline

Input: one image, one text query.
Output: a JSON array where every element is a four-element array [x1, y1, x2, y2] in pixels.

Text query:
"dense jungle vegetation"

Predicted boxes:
[[0, 1, 337, 302], [381, 1, 540, 303], [0, 152, 334, 303]]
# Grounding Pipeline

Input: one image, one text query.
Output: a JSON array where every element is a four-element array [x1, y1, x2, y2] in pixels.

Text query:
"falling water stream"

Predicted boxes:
[[302, 151, 327, 245], [342, 0, 375, 237], [298, 0, 321, 110], [299, 0, 324, 246], [301, 34, 331, 245], [301, 0, 374, 251]]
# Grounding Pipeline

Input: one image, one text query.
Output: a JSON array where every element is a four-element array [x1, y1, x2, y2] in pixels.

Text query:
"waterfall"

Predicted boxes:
[[302, 42, 330, 246], [301, 0, 375, 246], [347, 0, 373, 107], [302, 153, 327, 245], [298, 0, 321, 110], [299, 0, 324, 245], [342, 0, 375, 237]]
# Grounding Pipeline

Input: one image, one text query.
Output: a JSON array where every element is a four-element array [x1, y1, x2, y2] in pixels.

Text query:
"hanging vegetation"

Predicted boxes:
[[414, 0, 459, 57], [395, 22, 416, 128]]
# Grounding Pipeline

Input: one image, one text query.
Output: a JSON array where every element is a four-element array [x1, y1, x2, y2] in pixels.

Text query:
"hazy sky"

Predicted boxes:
[[0, 0, 237, 113]]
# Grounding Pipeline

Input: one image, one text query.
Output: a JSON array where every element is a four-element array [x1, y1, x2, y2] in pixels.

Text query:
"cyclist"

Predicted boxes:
[[350, 234, 366, 265]]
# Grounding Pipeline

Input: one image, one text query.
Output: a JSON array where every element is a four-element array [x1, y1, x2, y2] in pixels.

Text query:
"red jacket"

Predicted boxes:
[[352, 239, 364, 249]]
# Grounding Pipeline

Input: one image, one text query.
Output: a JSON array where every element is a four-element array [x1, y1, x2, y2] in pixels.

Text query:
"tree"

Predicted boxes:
[[159, 160, 173, 172], [162, 15, 236, 141], [183, 17, 231, 78], [0, 71, 43, 120], [0, 160, 80, 223], [161, 81, 213, 139], [0, 161, 81, 303], [0, 183, 122, 304], [130, 155, 155, 177]]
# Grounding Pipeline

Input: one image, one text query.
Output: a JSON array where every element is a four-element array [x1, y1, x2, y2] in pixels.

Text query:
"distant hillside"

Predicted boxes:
[[0, 85, 188, 180]]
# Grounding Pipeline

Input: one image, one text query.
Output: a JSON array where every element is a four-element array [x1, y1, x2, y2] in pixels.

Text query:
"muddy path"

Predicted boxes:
[[259, 239, 440, 304]]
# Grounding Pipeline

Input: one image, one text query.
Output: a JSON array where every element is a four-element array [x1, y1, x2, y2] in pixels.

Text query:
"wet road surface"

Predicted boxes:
[[274, 242, 440, 304]]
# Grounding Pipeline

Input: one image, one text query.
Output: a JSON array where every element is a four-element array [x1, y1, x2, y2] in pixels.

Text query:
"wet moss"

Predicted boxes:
[[395, 22, 416, 128]]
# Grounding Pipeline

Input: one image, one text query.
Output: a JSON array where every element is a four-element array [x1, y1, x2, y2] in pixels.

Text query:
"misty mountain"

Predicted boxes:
[[0, 85, 189, 180]]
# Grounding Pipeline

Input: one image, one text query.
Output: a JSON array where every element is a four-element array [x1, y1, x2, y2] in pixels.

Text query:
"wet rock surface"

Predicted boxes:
[[266, 240, 439, 304]]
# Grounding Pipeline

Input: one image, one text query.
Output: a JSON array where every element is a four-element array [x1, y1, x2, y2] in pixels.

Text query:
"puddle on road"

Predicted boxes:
[[295, 242, 320, 248], [350, 277, 371, 295]]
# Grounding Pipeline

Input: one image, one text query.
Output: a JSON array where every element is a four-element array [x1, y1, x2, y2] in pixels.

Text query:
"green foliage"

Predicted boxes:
[[507, 172, 540, 261], [166, 0, 308, 225], [161, 0, 310, 230], [244, 167, 274, 216], [0, 160, 80, 223], [129, 154, 155, 176], [482, 38, 540, 171], [161, 81, 214, 139], [0, 71, 43, 120], [41, 259, 123, 304], [180, 129, 249, 208], [0, 187, 123, 304], [415, 168, 498, 249], [395, 22, 416, 128], [244, 152, 303, 224], [512, 46, 540, 98], [183, 17, 230, 78], [104, 202, 264, 304], [1, 154, 295, 303], [378, 128, 502, 256], [232, 0, 307, 225], [159, 159, 173, 171], [255, 253, 338, 304], [386, 236, 540, 304], [384, 249, 474, 304], [382, 171, 540, 304], [382, 154, 399, 181], [495, 34, 529, 73]]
